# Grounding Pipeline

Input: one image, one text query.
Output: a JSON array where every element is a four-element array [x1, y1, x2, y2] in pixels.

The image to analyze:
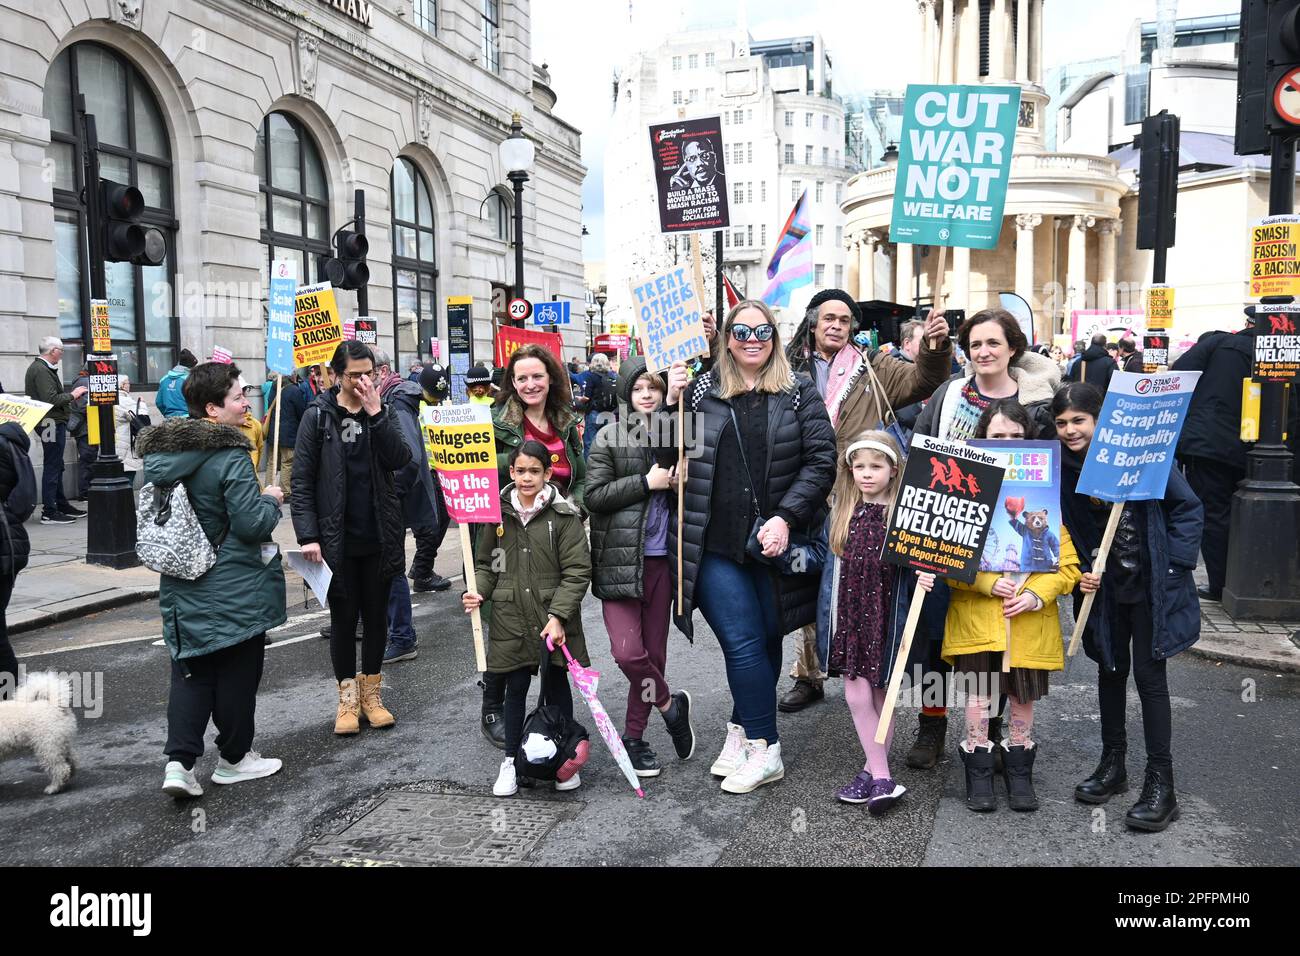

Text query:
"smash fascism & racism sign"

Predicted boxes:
[[293, 281, 343, 368], [883, 435, 1007, 585]]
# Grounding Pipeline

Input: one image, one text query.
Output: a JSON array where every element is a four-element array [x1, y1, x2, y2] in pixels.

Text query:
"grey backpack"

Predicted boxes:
[[136, 482, 226, 580]]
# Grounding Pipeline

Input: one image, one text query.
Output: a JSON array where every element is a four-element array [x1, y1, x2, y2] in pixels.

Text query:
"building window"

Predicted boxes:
[[805, 145, 813, 164], [747, 225, 753, 246], [481, 0, 501, 74], [734, 182, 744, 204], [784, 144, 794, 163], [761, 181, 767, 202], [836, 183, 843, 203], [705, 87, 714, 100], [784, 110, 793, 127], [747, 108, 753, 122], [734, 108, 743, 124], [725, 231, 731, 249], [258, 111, 330, 284], [815, 180, 824, 202], [815, 224, 824, 246], [688, 88, 698, 102], [486, 190, 511, 242], [822, 146, 829, 164], [734, 229, 744, 247], [805, 112, 812, 127], [391, 158, 437, 369], [672, 56, 682, 71], [835, 226, 843, 245], [822, 114, 829, 130], [761, 224, 767, 247], [706, 52, 716, 67], [673, 90, 683, 105], [791, 179, 802, 202], [979, 0, 991, 77], [747, 142, 753, 163], [834, 149, 839, 165], [815, 264, 825, 285], [43, 42, 177, 385], [746, 182, 752, 203], [688, 54, 698, 69], [835, 265, 843, 287], [413, 0, 436, 34]]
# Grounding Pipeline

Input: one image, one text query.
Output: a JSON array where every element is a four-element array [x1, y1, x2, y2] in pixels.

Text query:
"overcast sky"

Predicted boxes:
[[529, 0, 1237, 267]]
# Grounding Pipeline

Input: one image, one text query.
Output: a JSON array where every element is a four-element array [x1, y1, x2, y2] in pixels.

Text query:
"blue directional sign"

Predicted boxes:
[[532, 300, 571, 326]]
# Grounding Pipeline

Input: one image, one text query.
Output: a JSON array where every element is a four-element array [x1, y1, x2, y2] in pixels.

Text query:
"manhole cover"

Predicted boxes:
[[290, 791, 570, 867]]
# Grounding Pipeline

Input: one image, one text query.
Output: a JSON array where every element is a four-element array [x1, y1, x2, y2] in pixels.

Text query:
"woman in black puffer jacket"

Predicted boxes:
[[586, 356, 697, 777], [656, 299, 836, 795]]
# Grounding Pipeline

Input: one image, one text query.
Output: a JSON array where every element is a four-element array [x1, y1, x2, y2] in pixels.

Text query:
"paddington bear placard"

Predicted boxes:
[[969, 439, 1062, 572]]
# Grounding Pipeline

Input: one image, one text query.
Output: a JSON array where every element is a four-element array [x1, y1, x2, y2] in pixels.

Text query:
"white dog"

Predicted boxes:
[[0, 671, 78, 794]]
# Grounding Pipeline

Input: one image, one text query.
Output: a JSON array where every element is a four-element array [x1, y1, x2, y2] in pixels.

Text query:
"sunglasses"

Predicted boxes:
[[730, 324, 775, 342]]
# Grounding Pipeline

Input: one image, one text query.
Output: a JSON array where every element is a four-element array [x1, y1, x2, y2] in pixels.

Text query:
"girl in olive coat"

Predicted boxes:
[[463, 440, 592, 798]]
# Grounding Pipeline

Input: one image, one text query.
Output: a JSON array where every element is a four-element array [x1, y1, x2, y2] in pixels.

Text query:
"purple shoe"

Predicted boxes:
[[867, 778, 907, 817], [836, 770, 873, 804]]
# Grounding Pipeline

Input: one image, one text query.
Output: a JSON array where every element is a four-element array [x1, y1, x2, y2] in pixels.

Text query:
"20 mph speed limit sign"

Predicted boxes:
[[1277, 68, 1300, 127], [508, 298, 532, 322]]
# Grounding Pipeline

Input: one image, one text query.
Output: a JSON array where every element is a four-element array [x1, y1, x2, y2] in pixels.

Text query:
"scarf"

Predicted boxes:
[[823, 345, 864, 428], [377, 369, 403, 398]]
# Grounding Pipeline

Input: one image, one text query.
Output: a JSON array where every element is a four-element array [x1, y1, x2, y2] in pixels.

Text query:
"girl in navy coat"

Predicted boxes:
[[1052, 383, 1203, 832]]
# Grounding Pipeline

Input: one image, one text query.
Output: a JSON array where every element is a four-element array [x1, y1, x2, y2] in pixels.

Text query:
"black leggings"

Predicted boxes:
[[165, 635, 266, 768], [502, 665, 573, 756], [1098, 600, 1172, 769], [329, 554, 389, 682]]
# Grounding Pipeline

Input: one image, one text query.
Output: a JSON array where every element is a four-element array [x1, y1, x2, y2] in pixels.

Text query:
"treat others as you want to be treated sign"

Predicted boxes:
[[630, 267, 710, 373], [889, 85, 1022, 250], [293, 281, 343, 368], [649, 115, 730, 234], [421, 402, 501, 672]]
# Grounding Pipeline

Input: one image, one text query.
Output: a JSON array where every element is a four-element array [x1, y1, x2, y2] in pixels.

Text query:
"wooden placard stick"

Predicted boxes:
[[875, 586, 927, 744], [1068, 501, 1123, 657], [1004, 571, 1031, 673], [460, 523, 488, 671], [270, 373, 284, 487], [932, 244, 949, 312]]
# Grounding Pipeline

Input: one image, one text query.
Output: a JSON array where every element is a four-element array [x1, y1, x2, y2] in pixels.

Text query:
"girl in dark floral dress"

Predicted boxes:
[[814, 429, 934, 816]]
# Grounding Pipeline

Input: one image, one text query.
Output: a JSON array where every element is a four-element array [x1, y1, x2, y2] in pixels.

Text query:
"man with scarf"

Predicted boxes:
[[778, 289, 953, 713]]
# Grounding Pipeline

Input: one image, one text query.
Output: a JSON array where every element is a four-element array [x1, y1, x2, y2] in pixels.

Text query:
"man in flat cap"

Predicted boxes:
[[777, 290, 952, 713]]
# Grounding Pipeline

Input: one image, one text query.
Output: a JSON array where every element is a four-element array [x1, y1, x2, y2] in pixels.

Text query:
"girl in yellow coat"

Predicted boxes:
[[942, 399, 1080, 813]]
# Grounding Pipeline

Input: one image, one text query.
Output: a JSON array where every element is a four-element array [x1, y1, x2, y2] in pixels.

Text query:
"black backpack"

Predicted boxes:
[[589, 372, 618, 414], [0, 432, 37, 524], [513, 641, 589, 783]]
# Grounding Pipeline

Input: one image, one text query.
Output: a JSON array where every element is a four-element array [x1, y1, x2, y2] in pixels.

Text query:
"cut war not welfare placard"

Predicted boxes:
[[631, 267, 710, 373], [889, 84, 1021, 250], [420, 403, 501, 524]]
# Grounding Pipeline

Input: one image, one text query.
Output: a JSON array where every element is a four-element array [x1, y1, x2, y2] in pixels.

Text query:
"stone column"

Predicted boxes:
[[1015, 214, 1044, 340], [1016, 0, 1030, 82], [845, 236, 861, 298], [919, 0, 937, 83], [1067, 214, 1096, 319], [991, 0, 1008, 80], [959, 0, 980, 82], [1097, 218, 1121, 311], [860, 232, 880, 300], [1032, 0, 1045, 84], [896, 242, 915, 307], [939, 0, 956, 84]]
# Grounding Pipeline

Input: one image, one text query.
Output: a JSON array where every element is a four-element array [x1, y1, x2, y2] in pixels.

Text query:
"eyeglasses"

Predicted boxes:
[[342, 370, 378, 383], [730, 324, 775, 342]]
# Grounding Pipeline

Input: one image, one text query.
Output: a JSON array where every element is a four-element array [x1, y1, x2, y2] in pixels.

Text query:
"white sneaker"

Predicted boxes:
[[709, 722, 747, 778], [162, 761, 203, 798], [493, 758, 518, 797], [720, 739, 784, 794], [554, 772, 581, 792], [211, 751, 282, 785]]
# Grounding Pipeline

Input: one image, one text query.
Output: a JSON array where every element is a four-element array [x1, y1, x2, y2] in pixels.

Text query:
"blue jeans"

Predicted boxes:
[[387, 573, 416, 644], [583, 410, 601, 459], [39, 421, 70, 517], [695, 551, 783, 742]]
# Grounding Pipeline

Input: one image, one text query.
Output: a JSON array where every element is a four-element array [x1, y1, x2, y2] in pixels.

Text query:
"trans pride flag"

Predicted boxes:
[[760, 190, 813, 308]]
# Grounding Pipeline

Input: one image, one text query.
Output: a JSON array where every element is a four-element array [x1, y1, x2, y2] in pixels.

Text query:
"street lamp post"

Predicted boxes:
[[498, 112, 535, 314], [595, 289, 607, 338], [586, 305, 597, 354]]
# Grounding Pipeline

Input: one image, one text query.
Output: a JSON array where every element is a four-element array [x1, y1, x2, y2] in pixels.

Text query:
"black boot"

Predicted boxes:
[[1125, 764, 1180, 832], [778, 678, 824, 713], [905, 713, 948, 770], [480, 673, 507, 751], [1001, 743, 1039, 811], [1074, 747, 1128, 804], [987, 716, 1004, 774], [958, 744, 997, 811]]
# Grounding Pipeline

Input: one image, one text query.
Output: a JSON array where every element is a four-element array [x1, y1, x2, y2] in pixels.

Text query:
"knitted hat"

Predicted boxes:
[[807, 288, 862, 328], [465, 363, 491, 387], [419, 362, 450, 400]]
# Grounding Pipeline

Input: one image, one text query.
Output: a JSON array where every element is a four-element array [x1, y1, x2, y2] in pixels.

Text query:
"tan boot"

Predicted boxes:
[[357, 673, 395, 728], [334, 678, 360, 735]]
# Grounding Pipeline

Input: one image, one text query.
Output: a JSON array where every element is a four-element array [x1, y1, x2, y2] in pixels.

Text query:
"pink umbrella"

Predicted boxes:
[[548, 637, 645, 798]]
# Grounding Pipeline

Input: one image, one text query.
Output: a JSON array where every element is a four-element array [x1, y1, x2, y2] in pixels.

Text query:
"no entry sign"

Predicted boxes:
[[1274, 67, 1300, 127]]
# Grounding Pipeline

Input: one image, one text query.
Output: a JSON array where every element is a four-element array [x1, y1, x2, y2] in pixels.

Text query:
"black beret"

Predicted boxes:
[[807, 288, 861, 327]]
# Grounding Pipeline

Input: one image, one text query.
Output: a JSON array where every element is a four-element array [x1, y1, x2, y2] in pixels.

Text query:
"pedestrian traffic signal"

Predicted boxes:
[[98, 178, 166, 265], [1136, 111, 1179, 251], [1266, 0, 1300, 132], [324, 229, 369, 290]]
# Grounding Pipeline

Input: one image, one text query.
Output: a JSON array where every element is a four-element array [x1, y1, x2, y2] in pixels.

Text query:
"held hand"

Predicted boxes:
[[759, 515, 790, 557], [263, 484, 285, 505], [541, 615, 566, 647], [71, 385, 88, 399], [668, 464, 680, 491], [1079, 571, 1102, 594], [990, 577, 1018, 598], [702, 310, 717, 341], [916, 571, 936, 592], [666, 361, 689, 406], [356, 375, 382, 416], [646, 463, 673, 491], [301, 542, 323, 564], [924, 308, 948, 348], [1003, 593, 1039, 618], [462, 591, 484, 613]]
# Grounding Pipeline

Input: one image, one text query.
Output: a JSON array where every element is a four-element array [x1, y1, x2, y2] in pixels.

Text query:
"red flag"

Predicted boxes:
[[494, 325, 564, 368], [722, 272, 741, 309]]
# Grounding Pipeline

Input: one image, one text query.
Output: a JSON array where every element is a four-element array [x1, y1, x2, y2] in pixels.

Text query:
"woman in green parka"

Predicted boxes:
[[137, 362, 286, 800], [480, 344, 586, 749], [463, 440, 592, 798]]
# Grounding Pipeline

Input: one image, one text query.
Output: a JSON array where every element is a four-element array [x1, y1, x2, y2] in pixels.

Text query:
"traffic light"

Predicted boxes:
[[1136, 111, 1180, 251], [1265, 0, 1300, 133], [323, 228, 369, 290], [98, 179, 166, 265]]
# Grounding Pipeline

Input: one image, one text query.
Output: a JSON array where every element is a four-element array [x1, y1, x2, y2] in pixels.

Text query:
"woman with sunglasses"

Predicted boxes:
[[659, 299, 836, 794]]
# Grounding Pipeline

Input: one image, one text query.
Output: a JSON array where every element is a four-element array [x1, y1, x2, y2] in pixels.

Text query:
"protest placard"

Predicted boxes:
[[0, 394, 53, 434], [342, 319, 355, 341], [211, 346, 233, 364], [969, 440, 1061, 573], [889, 84, 1021, 251], [630, 267, 709, 374], [1249, 214, 1300, 299], [649, 116, 730, 234], [420, 402, 499, 671], [1071, 309, 1144, 344], [1252, 304, 1300, 383], [266, 260, 296, 376], [1069, 369, 1201, 655], [1142, 333, 1170, 373], [90, 300, 111, 353], [87, 357, 119, 407], [1145, 284, 1174, 331], [354, 317, 377, 345], [293, 281, 343, 368]]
